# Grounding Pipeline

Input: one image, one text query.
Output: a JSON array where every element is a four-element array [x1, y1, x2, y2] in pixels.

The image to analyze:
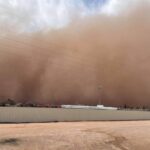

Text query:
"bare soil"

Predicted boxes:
[[0, 121, 150, 150]]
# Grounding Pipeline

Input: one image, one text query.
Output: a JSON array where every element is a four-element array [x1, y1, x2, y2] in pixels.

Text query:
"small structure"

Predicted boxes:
[[97, 105, 117, 110]]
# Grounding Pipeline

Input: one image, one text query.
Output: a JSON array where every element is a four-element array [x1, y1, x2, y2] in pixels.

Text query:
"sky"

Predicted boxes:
[[0, 0, 131, 32]]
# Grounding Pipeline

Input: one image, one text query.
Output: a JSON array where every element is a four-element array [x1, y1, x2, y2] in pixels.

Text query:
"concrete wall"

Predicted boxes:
[[0, 107, 150, 123]]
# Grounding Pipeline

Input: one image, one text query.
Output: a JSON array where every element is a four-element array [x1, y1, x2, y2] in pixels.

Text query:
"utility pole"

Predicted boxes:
[[98, 85, 103, 105]]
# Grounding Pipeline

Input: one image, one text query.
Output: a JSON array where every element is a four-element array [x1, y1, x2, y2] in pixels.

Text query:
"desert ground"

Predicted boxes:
[[0, 121, 150, 150]]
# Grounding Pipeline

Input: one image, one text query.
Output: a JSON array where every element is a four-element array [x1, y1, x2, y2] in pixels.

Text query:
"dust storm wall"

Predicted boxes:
[[0, 1, 150, 107]]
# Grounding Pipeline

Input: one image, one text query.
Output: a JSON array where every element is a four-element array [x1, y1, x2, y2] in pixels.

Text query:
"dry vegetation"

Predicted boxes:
[[0, 121, 150, 150]]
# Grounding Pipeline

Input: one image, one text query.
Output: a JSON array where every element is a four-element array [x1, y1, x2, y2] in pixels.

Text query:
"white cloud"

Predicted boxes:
[[0, 0, 150, 32], [101, 0, 150, 16], [0, 0, 109, 32]]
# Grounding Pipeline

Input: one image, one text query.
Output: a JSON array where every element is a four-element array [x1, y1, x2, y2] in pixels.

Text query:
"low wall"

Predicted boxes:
[[0, 107, 150, 123]]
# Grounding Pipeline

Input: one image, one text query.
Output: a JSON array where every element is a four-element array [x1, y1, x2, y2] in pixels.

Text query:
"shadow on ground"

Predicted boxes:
[[0, 138, 21, 146]]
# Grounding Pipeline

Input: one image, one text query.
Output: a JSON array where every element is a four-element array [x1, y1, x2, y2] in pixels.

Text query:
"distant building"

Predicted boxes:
[[61, 105, 117, 110]]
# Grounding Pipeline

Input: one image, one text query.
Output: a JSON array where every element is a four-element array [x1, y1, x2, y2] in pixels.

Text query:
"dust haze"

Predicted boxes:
[[0, 1, 150, 107]]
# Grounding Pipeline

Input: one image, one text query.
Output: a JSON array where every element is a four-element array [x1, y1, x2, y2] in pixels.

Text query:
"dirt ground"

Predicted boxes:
[[0, 121, 150, 150]]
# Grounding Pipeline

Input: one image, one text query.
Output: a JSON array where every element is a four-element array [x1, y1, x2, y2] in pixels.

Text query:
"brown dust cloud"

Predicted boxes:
[[0, 1, 150, 107]]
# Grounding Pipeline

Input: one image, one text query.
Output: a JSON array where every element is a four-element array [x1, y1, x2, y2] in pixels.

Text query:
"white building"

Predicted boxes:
[[61, 105, 117, 110]]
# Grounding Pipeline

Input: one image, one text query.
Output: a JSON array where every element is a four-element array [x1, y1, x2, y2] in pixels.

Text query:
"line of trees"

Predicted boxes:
[[0, 99, 61, 108], [0, 99, 150, 111], [118, 104, 150, 111]]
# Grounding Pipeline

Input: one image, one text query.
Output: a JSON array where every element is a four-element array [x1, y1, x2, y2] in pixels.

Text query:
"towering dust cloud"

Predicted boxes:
[[0, 0, 150, 107]]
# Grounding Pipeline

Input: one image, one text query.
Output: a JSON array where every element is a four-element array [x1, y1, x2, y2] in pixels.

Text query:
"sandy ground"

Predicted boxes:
[[0, 121, 150, 150]]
